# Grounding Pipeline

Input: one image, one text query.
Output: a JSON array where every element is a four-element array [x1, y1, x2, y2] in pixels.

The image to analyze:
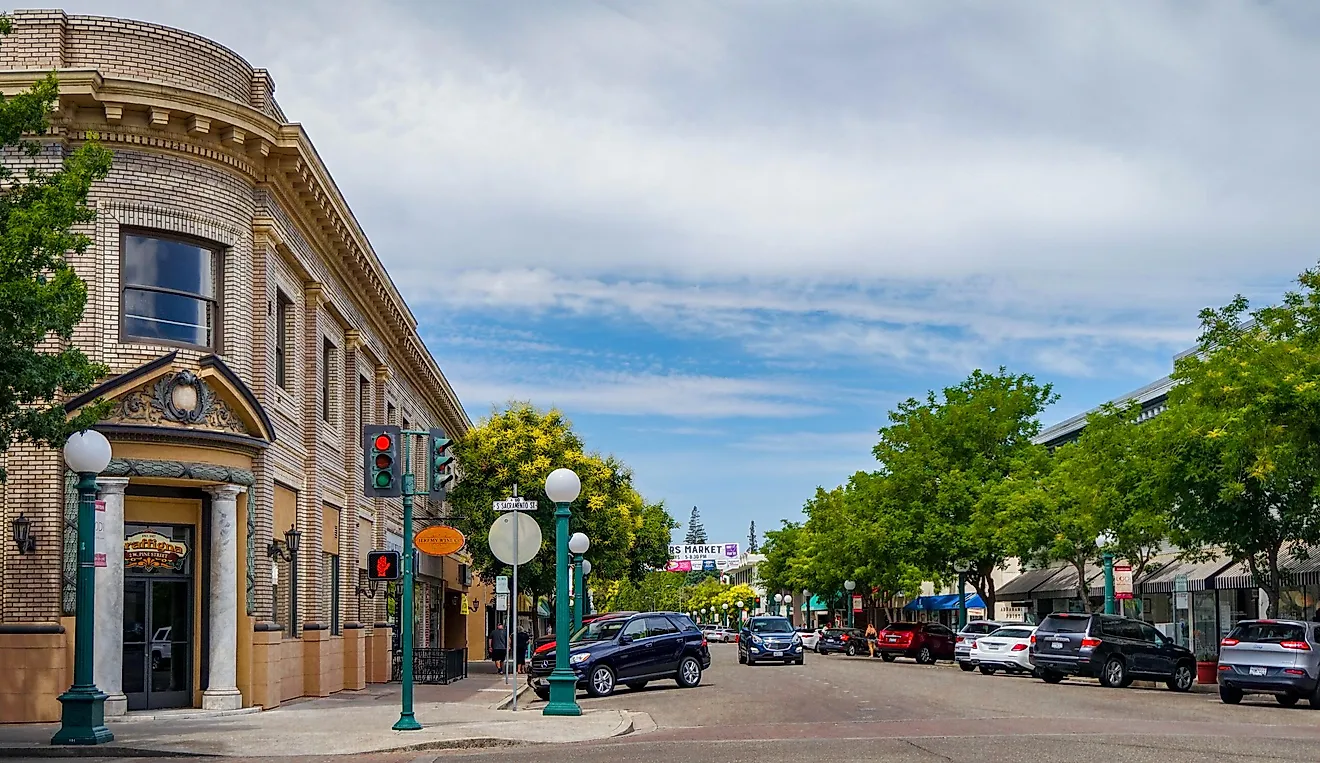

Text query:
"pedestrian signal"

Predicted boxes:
[[367, 550, 401, 581]]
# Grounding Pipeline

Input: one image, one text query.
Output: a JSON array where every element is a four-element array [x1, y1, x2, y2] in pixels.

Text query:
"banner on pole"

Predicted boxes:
[[1114, 564, 1134, 600]]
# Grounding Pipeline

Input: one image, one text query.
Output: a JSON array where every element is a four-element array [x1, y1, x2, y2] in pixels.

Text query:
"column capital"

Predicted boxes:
[[344, 329, 364, 351], [375, 364, 392, 383], [205, 483, 245, 502], [304, 281, 325, 306], [96, 477, 130, 495]]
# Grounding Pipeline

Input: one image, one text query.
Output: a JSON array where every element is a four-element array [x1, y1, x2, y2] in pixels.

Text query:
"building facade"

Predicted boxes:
[[0, 10, 470, 722]]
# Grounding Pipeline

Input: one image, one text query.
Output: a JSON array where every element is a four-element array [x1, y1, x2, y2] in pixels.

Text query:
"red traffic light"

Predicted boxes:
[[373, 433, 392, 452]]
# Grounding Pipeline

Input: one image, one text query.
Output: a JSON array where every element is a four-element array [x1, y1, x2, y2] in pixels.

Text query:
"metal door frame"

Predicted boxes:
[[123, 523, 194, 711]]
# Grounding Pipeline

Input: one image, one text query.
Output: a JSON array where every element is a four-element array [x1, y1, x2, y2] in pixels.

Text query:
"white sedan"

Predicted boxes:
[[797, 628, 823, 651], [968, 625, 1037, 675]]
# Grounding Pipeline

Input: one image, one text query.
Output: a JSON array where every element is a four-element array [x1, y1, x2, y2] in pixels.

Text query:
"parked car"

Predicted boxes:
[[533, 611, 639, 655], [706, 626, 736, 643], [798, 627, 823, 651], [738, 616, 804, 665], [955, 620, 1005, 672], [1030, 612, 1195, 691], [968, 625, 1036, 675], [1217, 619, 1320, 707], [528, 612, 710, 700], [817, 627, 866, 655], [877, 622, 956, 664]]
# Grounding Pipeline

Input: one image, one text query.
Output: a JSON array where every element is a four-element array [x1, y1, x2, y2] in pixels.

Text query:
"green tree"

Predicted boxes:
[[447, 403, 673, 608], [872, 368, 1057, 612], [1160, 279, 1320, 617], [0, 69, 113, 479], [684, 506, 707, 544]]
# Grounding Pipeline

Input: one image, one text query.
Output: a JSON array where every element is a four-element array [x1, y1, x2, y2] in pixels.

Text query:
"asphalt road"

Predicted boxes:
[[29, 643, 1320, 762]]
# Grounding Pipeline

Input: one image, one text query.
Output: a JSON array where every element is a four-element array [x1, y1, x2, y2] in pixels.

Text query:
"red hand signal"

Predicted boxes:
[[376, 554, 392, 578]]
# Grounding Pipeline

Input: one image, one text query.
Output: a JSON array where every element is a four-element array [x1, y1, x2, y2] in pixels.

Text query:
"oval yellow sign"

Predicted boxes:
[[415, 525, 465, 557]]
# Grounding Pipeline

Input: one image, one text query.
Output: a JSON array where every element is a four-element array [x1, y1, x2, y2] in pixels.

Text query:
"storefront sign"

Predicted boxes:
[[461, 594, 470, 615], [1114, 564, 1133, 600], [414, 525, 465, 556], [124, 531, 189, 572], [94, 500, 106, 568], [852, 595, 863, 613]]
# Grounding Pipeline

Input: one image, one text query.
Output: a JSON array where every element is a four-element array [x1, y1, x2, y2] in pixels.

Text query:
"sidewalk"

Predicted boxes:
[[0, 663, 645, 758]]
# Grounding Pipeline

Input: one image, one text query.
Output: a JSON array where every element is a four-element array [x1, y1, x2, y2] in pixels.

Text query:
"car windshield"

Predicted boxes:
[[885, 623, 919, 632], [963, 622, 999, 634], [571, 618, 626, 643], [990, 628, 1034, 639], [749, 619, 794, 633], [1040, 616, 1089, 633], [1230, 622, 1306, 643]]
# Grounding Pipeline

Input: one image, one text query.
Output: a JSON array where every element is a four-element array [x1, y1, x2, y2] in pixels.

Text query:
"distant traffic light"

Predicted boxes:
[[428, 428, 455, 501], [363, 425, 402, 498], [367, 550, 401, 581]]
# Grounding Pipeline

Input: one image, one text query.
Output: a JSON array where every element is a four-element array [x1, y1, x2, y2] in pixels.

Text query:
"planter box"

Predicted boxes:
[[1196, 661, 1218, 684]]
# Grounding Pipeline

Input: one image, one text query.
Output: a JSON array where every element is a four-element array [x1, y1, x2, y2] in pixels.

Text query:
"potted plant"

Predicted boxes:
[[1195, 648, 1219, 684]]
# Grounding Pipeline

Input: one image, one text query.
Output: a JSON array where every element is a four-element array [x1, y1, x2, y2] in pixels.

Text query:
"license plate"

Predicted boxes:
[[1249, 666, 1267, 676], [773, 651, 783, 657], [887, 637, 897, 642], [1051, 642, 1064, 649]]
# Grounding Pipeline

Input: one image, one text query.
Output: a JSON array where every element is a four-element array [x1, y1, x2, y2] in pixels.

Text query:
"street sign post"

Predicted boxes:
[[488, 489, 542, 710]]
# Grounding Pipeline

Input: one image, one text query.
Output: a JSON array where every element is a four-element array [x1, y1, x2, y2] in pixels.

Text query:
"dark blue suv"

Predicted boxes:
[[528, 612, 710, 699], [738, 616, 804, 665]]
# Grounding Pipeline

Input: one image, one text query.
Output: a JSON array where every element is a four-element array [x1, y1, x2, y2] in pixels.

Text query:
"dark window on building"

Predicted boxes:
[[326, 553, 341, 636], [275, 292, 292, 390], [358, 375, 370, 433], [321, 339, 337, 423], [386, 402, 396, 426], [121, 231, 220, 349]]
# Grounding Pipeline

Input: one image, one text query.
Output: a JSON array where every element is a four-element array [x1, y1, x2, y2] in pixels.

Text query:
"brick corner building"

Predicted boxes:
[[0, 9, 473, 721]]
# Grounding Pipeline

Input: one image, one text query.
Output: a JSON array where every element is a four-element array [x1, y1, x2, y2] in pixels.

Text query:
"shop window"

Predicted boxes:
[[326, 553, 341, 635], [358, 375, 370, 433], [387, 401, 396, 426], [121, 231, 220, 349], [275, 291, 293, 390], [321, 339, 338, 424]]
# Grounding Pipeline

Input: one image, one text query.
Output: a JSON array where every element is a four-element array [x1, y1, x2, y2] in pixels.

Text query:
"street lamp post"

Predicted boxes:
[[53, 430, 114, 746], [774, 593, 784, 616], [802, 589, 810, 627], [844, 580, 856, 628], [722, 603, 729, 627], [953, 559, 972, 630], [1096, 532, 1116, 615], [569, 532, 589, 633], [735, 600, 744, 628], [544, 468, 583, 717]]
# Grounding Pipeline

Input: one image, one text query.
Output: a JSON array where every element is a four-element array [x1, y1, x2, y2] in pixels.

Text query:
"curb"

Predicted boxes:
[[110, 707, 262, 724], [0, 746, 207, 759], [490, 680, 533, 711]]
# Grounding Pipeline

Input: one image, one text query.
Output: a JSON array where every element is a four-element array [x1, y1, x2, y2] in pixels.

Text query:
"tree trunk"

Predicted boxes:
[[1074, 559, 1092, 613]]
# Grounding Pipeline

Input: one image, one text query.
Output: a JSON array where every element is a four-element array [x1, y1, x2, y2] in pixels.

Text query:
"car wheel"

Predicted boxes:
[[1167, 662, 1194, 692], [816, 645, 824, 654], [846, 643, 857, 656], [1277, 694, 1300, 708], [1310, 683, 1320, 709], [979, 665, 997, 676], [747, 656, 756, 666], [1219, 686, 1243, 705], [1098, 657, 1127, 689], [586, 665, 616, 698], [794, 657, 804, 665], [1040, 670, 1066, 684], [626, 681, 649, 691], [917, 647, 934, 665], [677, 656, 703, 688], [959, 662, 976, 672], [881, 653, 896, 663], [534, 688, 550, 701], [738, 651, 747, 665]]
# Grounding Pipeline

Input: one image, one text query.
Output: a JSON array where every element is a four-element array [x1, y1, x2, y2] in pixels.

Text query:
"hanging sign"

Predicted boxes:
[[124, 531, 189, 572], [414, 525, 465, 557], [1113, 564, 1134, 600], [94, 500, 107, 568]]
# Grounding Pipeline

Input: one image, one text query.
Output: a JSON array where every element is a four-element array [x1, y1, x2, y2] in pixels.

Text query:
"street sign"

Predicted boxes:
[[495, 575, 509, 594], [494, 499, 538, 512], [488, 513, 542, 566], [495, 593, 508, 611], [414, 525, 465, 557], [1113, 564, 1134, 600]]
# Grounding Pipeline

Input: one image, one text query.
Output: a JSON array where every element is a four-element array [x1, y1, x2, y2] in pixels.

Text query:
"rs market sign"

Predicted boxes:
[[124, 531, 189, 572]]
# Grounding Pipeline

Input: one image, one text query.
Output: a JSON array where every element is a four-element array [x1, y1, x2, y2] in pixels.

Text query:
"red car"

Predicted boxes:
[[876, 622, 957, 664]]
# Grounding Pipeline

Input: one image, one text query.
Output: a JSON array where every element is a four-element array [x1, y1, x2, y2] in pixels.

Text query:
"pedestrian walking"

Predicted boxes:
[[515, 626, 530, 674], [489, 621, 508, 672], [865, 622, 878, 657]]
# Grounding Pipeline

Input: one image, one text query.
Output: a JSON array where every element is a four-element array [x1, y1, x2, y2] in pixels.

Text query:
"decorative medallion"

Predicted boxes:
[[112, 371, 249, 435]]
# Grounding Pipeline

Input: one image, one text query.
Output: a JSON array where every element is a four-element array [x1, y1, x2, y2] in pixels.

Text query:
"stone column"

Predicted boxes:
[[94, 477, 129, 717], [203, 484, 244, 710]]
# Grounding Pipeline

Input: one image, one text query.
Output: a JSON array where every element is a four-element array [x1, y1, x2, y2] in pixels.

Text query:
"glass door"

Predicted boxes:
[[123, 578, 192, 710]]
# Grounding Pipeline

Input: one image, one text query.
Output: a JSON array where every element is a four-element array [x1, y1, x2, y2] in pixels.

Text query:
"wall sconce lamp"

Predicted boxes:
[[355, 578, 380, 598], [266, 524, 301, 561], [12, 512, 35, 554]]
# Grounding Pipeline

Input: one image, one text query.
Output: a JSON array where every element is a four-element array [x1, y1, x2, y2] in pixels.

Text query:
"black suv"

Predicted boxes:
[[528, 612, 710, 699], [1031, 612, 1195, 691]]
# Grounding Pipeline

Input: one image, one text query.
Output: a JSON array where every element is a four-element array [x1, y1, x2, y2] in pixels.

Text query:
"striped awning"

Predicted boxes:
[[1138, 557, 1234, 594], [1033, 564, 1102, 599], [1213, 547, 1320, 590], [997, 566, 1063, 599]]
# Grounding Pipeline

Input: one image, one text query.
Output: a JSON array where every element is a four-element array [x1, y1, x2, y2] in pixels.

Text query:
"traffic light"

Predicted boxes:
[[428, 427, 455, 501], [367, 550, 401, 581], [363, 424, 402, 498]]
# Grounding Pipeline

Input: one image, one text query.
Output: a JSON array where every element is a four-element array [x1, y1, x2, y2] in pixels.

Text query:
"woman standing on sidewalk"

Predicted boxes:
[[865, 622, 878, 657]]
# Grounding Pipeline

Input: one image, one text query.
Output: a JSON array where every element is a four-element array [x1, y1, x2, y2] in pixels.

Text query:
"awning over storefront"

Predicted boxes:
[[1138, 557, 1234, 594], [903, 592, 986, 611], [1033, 564, 1102, 599], [997, 567, 1062, 599], [799, 595, 829, 612]]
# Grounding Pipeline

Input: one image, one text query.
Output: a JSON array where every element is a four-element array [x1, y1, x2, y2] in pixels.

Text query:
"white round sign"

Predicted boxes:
[[488, 512, 542, 565]]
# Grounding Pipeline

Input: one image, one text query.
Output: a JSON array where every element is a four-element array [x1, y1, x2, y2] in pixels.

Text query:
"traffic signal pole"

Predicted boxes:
[[393, 432, 421, 732]]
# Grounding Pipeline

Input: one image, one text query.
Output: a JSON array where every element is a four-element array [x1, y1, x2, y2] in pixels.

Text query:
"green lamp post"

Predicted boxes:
[[953, 559, 971, 630], [844, 580, 856, 628], [543, 468, 582, 717], [570, 533, 590, 632], [52, 430, 114, 746], [1097, 532, 1116, 615]]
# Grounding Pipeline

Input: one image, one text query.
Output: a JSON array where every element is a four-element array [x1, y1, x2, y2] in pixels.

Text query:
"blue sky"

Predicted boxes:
[[82, 1, 1320, 544]]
